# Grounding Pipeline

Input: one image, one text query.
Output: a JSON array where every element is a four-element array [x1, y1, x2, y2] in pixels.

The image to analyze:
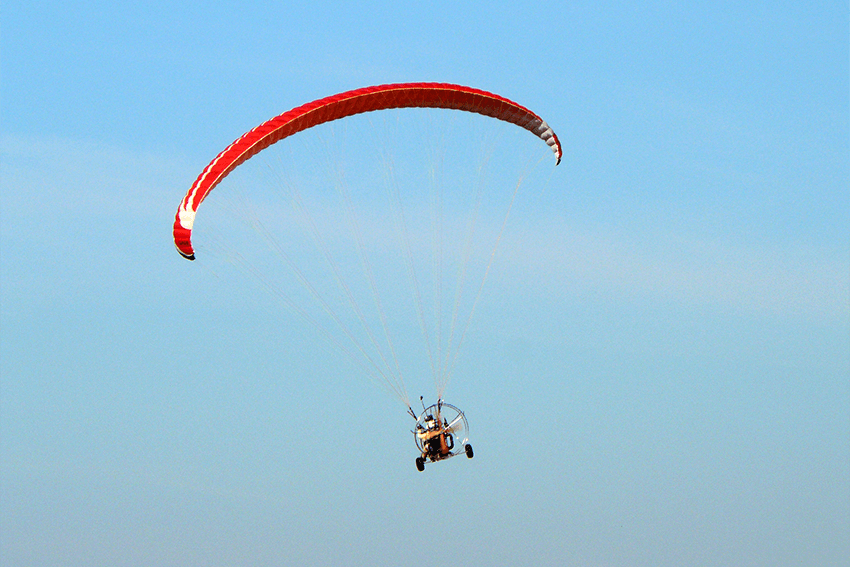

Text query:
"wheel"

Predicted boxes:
[[415, 457, 425, 472], [465, 443, 474, 458]]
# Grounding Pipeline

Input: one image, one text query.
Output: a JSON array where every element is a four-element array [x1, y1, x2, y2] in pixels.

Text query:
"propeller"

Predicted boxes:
[[445, 413, 466, 434]]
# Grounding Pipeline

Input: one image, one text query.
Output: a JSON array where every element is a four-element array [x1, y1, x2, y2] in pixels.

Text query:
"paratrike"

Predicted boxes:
[[412, 398, 473, 472], [171, 83, 562, 474]]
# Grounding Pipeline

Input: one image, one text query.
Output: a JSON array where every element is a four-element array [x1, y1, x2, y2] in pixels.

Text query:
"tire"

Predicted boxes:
[[415, 457, 425, 472], [465, 444, 474, 459]]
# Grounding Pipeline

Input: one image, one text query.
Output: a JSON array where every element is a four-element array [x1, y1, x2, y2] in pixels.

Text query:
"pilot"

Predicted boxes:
[[419, 415, 453, 459]]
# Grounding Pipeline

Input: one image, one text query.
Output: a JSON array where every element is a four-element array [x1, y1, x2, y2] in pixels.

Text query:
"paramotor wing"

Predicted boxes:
[[173, 82, 562, 260]]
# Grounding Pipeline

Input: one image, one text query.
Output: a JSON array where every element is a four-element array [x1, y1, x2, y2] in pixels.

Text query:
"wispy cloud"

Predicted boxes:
[[4, 133, 846, 324], [501, 221, 848, 321], [1, 133, 193, 249]]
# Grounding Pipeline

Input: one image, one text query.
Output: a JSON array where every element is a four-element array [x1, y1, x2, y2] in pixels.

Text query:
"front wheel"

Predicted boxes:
[[415, 457, 425, 472], [465, 444, 474, 459]]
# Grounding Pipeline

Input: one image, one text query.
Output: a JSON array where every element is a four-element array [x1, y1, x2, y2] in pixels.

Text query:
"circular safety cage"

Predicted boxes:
[[413, 401, 469, 463]]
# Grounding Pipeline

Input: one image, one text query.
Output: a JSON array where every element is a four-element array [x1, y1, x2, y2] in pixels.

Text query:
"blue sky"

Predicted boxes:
[[2, 2, 848, 566]]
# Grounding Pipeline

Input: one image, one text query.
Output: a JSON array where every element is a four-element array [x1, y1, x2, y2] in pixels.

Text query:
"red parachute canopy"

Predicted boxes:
[[174, 82, 562, 260]]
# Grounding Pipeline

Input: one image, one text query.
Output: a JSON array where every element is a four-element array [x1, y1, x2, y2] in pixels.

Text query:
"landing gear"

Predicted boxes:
[[465, 443, 474, 458], [415, 457, 425, 472]]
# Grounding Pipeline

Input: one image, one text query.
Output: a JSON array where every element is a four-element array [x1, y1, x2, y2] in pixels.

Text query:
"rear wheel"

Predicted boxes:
[[465, 444, 474, 458]]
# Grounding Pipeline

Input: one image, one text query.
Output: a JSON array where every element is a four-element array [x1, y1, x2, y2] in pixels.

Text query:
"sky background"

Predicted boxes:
[[2, 1, 848, 566]]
